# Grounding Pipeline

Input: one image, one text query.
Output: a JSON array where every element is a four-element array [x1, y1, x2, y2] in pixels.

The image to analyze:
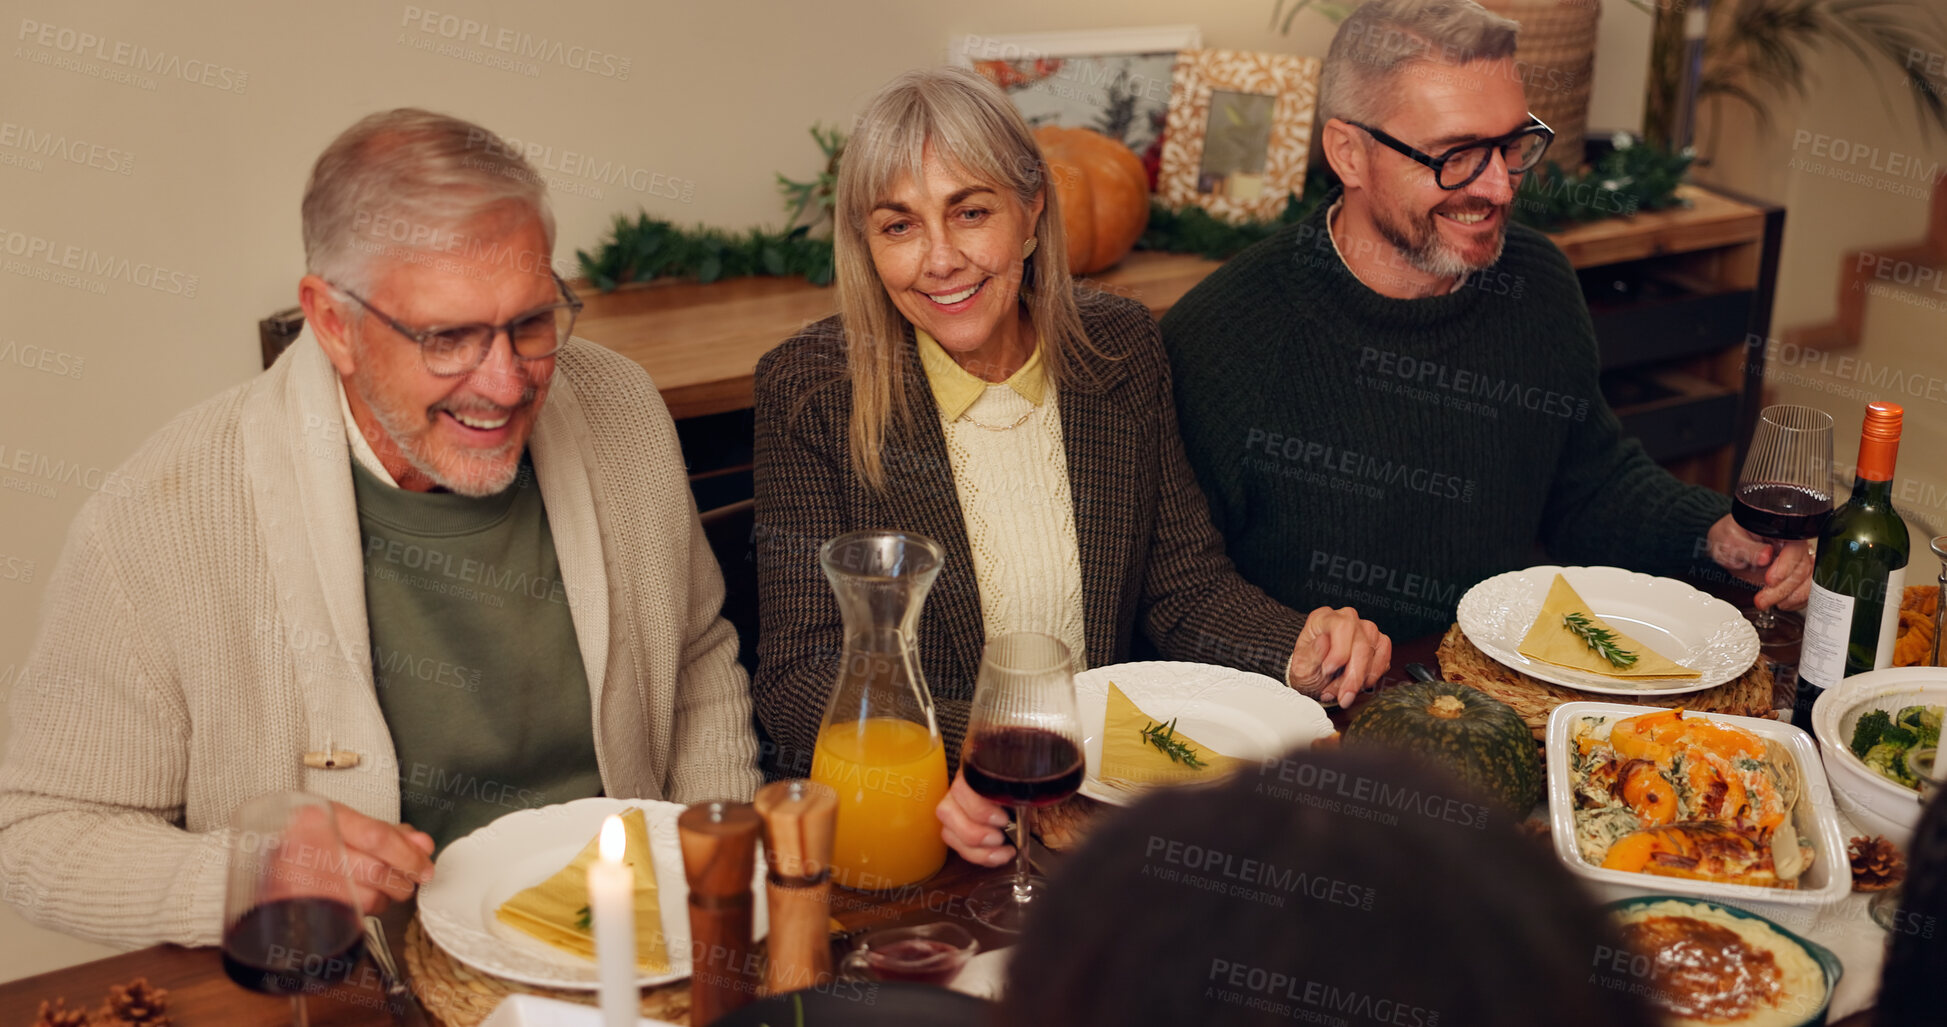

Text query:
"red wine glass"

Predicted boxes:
[[1732, 405, 1834, 644], [221, 792, 366, 1027], [962, 632, 1085, 933]]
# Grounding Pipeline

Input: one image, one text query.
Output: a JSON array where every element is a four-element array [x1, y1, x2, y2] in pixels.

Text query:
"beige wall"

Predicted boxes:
[[1692, 19, 1947, 534], [0, 0, 1652, 980]]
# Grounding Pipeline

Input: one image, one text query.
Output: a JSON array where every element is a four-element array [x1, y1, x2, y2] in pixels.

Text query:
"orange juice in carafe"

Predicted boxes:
[[811, 717, 949, 889], [814, 530, 950, 891]]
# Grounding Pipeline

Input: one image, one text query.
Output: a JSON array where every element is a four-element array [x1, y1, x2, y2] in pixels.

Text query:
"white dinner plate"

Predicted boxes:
[[1456, 565, 1758, 696], [418, 797, 768, 990], [1073, 661, 1335, 806]]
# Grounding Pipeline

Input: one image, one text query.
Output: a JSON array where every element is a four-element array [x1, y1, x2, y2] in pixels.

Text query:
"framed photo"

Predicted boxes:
[[1158, 49, 1322, 223], [950, 26, 1201, 169]]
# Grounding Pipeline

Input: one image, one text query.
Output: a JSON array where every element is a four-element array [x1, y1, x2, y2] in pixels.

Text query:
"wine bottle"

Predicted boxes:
[[1795, 402, 1910, 728]]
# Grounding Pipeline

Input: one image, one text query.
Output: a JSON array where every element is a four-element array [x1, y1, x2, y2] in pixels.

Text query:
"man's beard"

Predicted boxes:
[[350, 368, 535, 497], [1371, 193, 1509, 280]]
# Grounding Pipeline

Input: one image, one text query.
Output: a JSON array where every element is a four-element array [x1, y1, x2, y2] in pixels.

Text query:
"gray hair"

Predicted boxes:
[[300, 108, 556, 296], [832, 66, 1088, 490], [1319, 0, 1520, 126]]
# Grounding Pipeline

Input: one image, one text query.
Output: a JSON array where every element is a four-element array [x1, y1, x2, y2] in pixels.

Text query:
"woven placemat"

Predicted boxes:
[[1435, 624, 1777, 742], [402, 918, 692, 1027]]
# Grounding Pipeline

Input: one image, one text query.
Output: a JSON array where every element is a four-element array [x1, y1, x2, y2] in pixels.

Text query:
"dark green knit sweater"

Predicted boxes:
[[1160, 192, 1731, 641]]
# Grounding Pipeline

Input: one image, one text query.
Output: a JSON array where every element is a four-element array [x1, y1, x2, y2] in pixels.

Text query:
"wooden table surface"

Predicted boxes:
[[0, 853, 1026, 1027], [11, 628, 1882, 1026]]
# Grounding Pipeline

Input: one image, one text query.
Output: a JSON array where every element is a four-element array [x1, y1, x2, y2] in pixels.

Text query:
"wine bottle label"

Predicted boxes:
[[1873, 566, 1907, 670], [1799, 581, 1851, 691]]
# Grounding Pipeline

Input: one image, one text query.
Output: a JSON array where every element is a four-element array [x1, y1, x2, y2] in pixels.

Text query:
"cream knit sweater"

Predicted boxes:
[[0, 329, 762, 949], [940, 386, 1090, 669]]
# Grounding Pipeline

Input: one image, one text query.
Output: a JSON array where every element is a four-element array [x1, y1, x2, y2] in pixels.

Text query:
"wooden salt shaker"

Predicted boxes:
[[752, 779, 838, 995], [678, 801, 762, 1025]]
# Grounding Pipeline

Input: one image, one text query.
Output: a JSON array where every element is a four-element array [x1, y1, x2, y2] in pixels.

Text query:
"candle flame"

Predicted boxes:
[[599, 814, 625, 863]]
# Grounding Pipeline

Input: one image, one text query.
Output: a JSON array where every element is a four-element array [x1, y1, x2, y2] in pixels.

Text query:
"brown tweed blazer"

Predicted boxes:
[[751, 291, 1308, 776]]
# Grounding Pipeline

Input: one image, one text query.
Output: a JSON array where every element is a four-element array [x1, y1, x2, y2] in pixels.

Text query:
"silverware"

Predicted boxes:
[[1930, 536, 1947, 667], [362, 914, 433, 1027]]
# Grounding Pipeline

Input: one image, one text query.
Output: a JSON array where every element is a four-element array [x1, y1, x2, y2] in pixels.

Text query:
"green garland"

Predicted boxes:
[[574, 131, 1692, 292], [1511, 136, 1695, 232], [574, 217, 834, 291], [1136, 168, 1336, 260], [574, 125, 843, 291]]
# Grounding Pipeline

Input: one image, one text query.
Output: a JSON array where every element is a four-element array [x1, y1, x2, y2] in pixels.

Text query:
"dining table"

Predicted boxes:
[[0, 628, 1889, 1025]]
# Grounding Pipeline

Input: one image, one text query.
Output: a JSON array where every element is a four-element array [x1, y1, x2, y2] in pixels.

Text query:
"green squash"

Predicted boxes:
[[1343, 681, 1542, 815]]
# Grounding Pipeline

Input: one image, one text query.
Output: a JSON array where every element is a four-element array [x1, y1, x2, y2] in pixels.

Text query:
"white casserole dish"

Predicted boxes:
[[1545, 701, 1850, 906]]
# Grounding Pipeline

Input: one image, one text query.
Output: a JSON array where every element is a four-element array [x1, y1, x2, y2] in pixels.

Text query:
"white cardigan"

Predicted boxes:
[[0, 329, 762, 948]]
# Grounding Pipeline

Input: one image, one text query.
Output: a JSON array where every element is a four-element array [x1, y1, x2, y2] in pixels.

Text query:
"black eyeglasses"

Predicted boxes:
[[334, 271, 584, 377], [1344, 114, 1554, 190]]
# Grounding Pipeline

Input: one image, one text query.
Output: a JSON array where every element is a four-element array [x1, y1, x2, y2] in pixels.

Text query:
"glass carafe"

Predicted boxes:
[[809, 530, 950, 890]]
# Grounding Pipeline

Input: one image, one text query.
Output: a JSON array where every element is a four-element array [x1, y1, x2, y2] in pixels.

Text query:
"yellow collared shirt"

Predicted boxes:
[[915, 328, 1047, 421]]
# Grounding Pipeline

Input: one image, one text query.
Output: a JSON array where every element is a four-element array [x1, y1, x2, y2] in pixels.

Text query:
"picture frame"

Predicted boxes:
[[1157, 49, 1322, 223], [949, 26, 1202, 167]]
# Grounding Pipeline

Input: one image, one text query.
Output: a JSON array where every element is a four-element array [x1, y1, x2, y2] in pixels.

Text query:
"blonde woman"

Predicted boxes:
[[752, 67, 1388, 867]]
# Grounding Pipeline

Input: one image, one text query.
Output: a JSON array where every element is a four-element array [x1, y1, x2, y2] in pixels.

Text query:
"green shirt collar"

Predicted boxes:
[[914, 327, 1046, 422]]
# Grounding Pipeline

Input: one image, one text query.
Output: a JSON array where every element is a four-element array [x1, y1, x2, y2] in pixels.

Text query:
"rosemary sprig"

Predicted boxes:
[[574, 905, 591, 931], [1564, 612, 1638, 668], [1140, 719, 1208, 768]]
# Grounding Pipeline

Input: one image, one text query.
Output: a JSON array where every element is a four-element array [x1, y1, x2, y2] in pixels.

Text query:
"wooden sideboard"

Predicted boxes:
[[567, 183, 1779, 505]]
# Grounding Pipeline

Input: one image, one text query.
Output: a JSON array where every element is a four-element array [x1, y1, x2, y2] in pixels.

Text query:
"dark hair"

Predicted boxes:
[[995, 746, 1657, 1027], [1876, 784, 1947, 1023]]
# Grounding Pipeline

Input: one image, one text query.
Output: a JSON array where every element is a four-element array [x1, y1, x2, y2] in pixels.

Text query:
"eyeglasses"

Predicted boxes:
[[333, 271, 584, 377], [1344, 114, 1555, 190]]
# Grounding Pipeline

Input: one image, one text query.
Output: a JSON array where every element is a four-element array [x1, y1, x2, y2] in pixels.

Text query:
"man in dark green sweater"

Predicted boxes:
[[1161, 0, 1810, 641]]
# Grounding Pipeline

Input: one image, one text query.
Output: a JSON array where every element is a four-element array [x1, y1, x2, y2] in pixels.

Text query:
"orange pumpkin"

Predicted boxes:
[[1033, 126, 1150, 274]]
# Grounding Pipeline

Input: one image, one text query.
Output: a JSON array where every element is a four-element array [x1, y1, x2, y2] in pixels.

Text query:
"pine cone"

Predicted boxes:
[[1849, 835, 1907, 892], [32, 998, 89, 1027], [96, 977, 172, 1027]]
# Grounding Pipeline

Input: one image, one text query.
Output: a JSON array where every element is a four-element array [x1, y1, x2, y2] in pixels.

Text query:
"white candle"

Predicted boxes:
[[590, 814, 637, 1027]]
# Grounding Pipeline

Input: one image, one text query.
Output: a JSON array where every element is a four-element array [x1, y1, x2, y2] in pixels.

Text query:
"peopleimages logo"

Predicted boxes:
[[0, 121, 134, 175], [0, 227, 198, 296], [398, 6, 631, 79], [15, 18, 249, 92]]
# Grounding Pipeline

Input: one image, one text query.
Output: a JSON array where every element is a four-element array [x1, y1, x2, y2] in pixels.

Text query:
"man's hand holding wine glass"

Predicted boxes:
[[1707, 515, 1815, 611], [328, 802, 436, 913]]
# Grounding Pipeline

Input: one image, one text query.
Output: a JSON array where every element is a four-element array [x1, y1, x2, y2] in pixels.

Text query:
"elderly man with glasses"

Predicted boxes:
[[1160, 0, 1811, 645], [0, 109, 761, 948]]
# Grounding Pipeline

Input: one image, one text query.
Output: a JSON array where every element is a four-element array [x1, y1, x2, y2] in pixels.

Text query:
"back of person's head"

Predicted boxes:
[[996, 746, 1657, 1027], [1318, 0, 1519, 125], [1876, 785, 1947, 1023]]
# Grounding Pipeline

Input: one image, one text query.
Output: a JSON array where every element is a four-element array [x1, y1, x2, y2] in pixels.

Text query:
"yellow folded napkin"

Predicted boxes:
[[1099, 681, 1246, 787], [1517, 575, 1700, 679], [494, 807, 670, 972]]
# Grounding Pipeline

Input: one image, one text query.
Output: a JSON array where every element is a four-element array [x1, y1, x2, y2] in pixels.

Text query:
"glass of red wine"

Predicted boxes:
[[222, 792, 366, 1027], [1732, 404, 1834, 643], [961, 631, 1085, 933]]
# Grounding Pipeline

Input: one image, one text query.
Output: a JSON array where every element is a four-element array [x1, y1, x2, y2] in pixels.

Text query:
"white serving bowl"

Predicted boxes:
[[1810, 668, 1947, 847]]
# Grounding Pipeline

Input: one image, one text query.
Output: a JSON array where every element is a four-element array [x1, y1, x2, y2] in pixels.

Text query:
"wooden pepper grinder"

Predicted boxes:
[[677, 801, 762, 1025], [752, 779, 838, 995]]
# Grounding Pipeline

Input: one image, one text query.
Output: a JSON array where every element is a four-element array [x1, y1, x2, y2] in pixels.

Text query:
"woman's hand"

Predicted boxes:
[[1287, 606, 1392, 709], [936, 771, 1016, 867]]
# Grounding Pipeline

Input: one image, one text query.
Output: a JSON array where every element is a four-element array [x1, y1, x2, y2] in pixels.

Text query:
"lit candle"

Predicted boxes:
[[590, 814, 637, 1027]]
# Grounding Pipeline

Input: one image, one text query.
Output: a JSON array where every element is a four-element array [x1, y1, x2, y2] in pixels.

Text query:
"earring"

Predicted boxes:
[[1022, 237, 1038, 259]]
